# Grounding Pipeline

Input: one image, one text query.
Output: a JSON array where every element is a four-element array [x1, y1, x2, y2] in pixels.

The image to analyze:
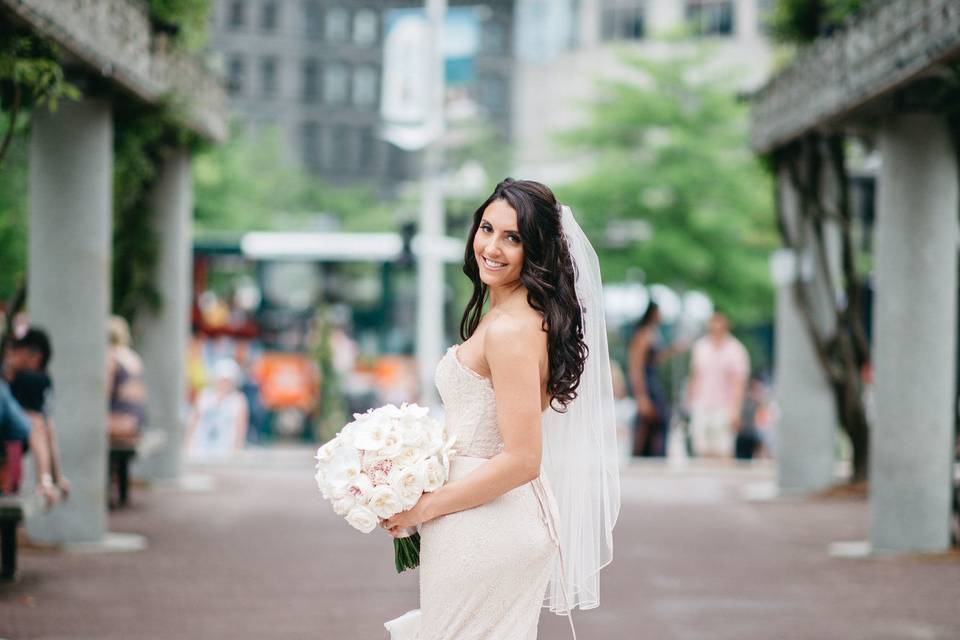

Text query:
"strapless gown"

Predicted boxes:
[[384, 344, 564, 640]]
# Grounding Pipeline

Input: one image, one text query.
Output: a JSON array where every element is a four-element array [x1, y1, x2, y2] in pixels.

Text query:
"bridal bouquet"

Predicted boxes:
[[314, 402, 455, 572]]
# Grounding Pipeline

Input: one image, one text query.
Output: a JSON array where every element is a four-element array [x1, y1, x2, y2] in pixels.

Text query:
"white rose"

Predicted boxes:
[[344, 505, 378, 533], [390, 462, 428, 509], [423, 457, 446, 492], [367, 483, 405, 519], [367, 430, 404, 463], [395, 444, 425, 468], [331, 493, 356, 516]]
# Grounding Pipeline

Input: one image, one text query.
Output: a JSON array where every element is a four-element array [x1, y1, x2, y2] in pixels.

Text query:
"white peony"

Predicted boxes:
[[345, 505, 378, 533], [390, 461, 428, 509], [351, 474, 375, 505], [367, 483, 405, 519]]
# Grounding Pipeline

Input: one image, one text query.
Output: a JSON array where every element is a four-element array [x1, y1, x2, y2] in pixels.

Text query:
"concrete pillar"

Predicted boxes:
[[25, 98, 112, 544], [577, 0, 600, 48], [770, 168, 837, 494], [133, 150, 193, 482], [871, 114, 958, 553]]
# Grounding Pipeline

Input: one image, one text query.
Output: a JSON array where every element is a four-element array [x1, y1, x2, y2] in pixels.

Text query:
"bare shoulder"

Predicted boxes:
[[483, 308, 546, 355]]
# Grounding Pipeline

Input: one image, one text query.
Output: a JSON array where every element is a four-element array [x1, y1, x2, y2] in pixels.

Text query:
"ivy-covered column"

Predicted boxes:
[[25, 97, 112, 544], [770, 166, 836, 495], [871, 114, 958, 553], [133, 148, 192, 482]]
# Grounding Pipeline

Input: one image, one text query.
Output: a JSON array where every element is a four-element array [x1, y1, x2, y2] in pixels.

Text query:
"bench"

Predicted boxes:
[[108, 429, 167, 508], [0, 440, 24, 580], [0, 495, 23, 580]]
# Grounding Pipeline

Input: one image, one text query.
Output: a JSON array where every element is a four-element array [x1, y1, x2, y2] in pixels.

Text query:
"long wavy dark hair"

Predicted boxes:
[[459, 178, 587, 412]]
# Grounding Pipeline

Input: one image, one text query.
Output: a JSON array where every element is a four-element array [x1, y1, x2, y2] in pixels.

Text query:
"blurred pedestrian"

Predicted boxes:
[[687, 312, 750, 459], [2, 327, 70, 507], [186, 358, 249, 460], [107, 316, 148, 445], [627, 302, 671, 457]]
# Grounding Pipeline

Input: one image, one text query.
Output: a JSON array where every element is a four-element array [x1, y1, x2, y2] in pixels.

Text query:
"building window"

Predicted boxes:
[[359, 127, 376, 169], [260, 56, 278, 98], [325, 7, 350, 42], [352, 66, 377, 108], [261, 0, 279, 31], [227, 55, 246, 96], [601, 1, 645, 41], [302, 121, 321, 170], [303, 1, 322, 38], [330, 125, 349, 171], [483, 20, 508, 53], [686, 0, 734, 37], [228, 0, 247, 29], [302, 58, 320, 102], [323, 63, 348, 105], [353, 9, 378, 46]]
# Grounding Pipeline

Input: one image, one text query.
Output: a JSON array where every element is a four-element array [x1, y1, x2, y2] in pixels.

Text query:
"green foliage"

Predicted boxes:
[[193, 126, 386, 233], [148, 0, 213, 51], [112, 100, 199, 323], [0, 26, 79, 169], [0, 113, 28, 301], [768, 0, 865, 44], [312, 306, 347, 442], [556, 50, 777, 325]]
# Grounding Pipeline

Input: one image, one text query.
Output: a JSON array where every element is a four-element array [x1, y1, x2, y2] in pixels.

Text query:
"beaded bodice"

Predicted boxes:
[[435, 345, 503, 459]]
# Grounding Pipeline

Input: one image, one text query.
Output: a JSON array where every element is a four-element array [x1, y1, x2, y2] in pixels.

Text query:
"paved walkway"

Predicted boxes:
[[2, 447, 959, 639]]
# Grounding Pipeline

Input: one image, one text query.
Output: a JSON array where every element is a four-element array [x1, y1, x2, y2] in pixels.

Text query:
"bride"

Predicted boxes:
[[382, 179, 621, 640]]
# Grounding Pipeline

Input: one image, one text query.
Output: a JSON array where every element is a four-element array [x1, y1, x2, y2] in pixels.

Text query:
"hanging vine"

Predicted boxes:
[[0, 23, 79, 170], [112, 98, 205, 324], [772, 134, 871, 483]]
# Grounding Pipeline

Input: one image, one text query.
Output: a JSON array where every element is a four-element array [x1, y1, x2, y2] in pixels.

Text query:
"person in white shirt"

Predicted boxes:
[[686, 313, 750, 459]]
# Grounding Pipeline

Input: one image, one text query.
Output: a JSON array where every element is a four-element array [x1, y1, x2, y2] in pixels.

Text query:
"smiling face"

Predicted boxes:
[[472, 199, 524, 288]]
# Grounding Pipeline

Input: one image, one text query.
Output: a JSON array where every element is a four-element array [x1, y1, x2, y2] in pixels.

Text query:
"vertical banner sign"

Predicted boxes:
[[380, 8, 480, 151]]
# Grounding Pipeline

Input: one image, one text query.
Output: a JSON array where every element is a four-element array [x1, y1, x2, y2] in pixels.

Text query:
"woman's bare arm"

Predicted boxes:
[[384, 316, 545, 529]]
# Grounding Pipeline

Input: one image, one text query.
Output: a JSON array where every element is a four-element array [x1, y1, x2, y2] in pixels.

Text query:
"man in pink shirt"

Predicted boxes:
[[687, 313, 750, 458]]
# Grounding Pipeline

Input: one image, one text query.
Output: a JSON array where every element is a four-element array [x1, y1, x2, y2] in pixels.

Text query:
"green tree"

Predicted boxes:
[[768, 0, 864, 45], [557, 50, 777, 324], [193, 127, 389, 233]]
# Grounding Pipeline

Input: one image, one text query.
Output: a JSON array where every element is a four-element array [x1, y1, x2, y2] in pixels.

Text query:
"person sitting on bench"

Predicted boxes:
[[3, 327, 70, 508]]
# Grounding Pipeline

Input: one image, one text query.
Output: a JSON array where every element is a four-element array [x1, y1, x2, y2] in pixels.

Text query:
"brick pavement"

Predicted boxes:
[[1, 447, 958, 640]]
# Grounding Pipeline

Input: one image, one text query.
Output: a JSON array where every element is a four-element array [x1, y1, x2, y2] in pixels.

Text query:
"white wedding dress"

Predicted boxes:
[[384, 344, 568, 640]]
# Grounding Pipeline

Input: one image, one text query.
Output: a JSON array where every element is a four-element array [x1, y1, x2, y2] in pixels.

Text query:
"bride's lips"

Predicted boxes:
[[479, 255, 508, 271]]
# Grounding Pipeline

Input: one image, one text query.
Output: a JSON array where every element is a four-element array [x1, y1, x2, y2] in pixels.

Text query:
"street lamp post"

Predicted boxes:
[[415, 0, 447, 409]]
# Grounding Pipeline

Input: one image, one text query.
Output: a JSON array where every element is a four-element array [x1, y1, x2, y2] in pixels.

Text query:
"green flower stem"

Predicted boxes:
[[393, 531, 421, 573]]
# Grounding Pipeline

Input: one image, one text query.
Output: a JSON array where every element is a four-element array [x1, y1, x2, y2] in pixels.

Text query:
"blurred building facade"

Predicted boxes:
[[513, 0, 775, 183], [207, 0, 515, 190]]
